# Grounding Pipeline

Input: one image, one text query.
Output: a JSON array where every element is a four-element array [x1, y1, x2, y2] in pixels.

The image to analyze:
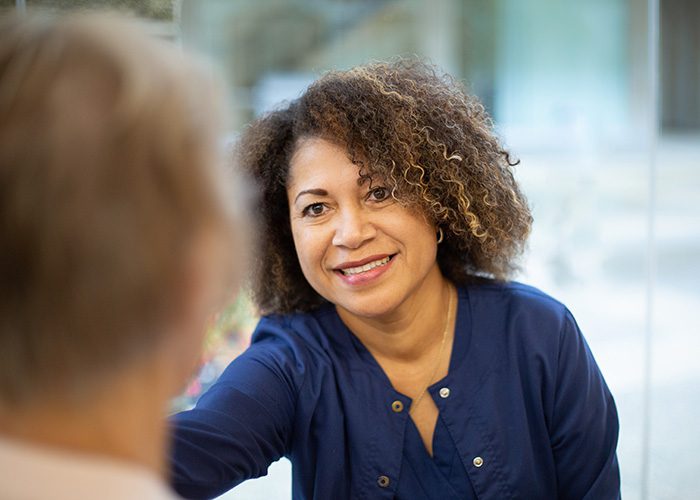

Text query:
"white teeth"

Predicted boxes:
[[341, 256, 390, 276]]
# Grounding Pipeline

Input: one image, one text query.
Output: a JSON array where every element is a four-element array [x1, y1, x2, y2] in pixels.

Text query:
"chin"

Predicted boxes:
[[334, 293, 398, 319]]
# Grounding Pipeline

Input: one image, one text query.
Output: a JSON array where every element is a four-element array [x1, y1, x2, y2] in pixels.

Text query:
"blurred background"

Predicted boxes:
[[3, 0, 698, 499]]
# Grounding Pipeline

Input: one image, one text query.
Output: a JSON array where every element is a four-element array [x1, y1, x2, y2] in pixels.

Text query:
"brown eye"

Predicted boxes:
[[302, 203, 327, 217], [369, 187, 389, 201]]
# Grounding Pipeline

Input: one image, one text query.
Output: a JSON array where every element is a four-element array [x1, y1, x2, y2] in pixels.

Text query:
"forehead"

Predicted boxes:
[[287, 137, 362, 189]]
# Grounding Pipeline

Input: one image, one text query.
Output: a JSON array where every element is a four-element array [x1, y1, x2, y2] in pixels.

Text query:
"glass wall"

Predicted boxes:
[[7, 1, 698, 498]]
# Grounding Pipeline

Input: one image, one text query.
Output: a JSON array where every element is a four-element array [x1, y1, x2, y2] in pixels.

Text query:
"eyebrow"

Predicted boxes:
[[294, 188, 328, 204]]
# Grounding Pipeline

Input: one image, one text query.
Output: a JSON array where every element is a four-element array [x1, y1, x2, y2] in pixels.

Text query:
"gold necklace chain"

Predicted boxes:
[[409, 284, 454, 414]]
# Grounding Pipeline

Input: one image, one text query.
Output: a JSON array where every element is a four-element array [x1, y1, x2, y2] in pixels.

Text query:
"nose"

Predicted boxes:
[[332, 206, 376, 249]]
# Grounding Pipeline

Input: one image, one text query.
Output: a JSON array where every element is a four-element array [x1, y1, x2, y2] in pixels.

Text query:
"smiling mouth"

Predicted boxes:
[[336, 255, 394, 276]]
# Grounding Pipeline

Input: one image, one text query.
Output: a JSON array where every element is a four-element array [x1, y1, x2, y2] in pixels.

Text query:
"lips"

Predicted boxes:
[[334, 254, 393, 274], [333, 254, 395, 285]]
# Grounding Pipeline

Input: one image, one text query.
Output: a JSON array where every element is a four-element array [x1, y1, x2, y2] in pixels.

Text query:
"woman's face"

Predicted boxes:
[[287, 137, 442, 319]]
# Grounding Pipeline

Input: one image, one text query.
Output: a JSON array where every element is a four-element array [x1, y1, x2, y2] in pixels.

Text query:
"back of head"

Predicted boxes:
[[0, 12, 240, 407]]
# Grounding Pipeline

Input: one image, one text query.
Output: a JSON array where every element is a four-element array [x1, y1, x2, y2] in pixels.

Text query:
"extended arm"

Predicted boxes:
[[170, 329, 305, 500]]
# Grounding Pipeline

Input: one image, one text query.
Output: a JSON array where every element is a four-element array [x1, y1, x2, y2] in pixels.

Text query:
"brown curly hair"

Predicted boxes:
[[237, 59, 532, 314]]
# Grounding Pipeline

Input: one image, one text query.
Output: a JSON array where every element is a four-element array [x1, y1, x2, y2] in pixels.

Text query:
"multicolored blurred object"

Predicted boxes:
[[171, 291, 258, 412]]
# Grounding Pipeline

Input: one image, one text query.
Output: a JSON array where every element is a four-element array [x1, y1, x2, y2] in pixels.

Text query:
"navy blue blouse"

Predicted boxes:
[[170, 282, 620, 499], [396, 417, 476, 499]]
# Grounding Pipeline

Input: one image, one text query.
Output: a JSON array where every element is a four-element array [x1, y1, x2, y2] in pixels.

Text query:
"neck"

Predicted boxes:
[[0, 360, 172, 476], [338, 268, 454, 363]]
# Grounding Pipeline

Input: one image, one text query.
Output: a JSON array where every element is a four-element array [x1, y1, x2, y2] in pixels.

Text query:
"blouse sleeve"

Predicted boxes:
[[551, 310, 621, 500], [169, 321, 307, 500]]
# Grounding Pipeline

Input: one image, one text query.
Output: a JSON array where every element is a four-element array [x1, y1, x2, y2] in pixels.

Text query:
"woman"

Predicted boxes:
[[171, 60, 620, 499], [0, 12, 242, 500]]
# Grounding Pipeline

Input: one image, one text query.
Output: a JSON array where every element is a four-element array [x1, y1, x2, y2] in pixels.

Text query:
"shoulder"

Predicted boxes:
[[464, 280, 567, 310], [210, 310, 330, 404], [252, 305, 335, 349], [464, 280, 572, 328], [461, 280, 581, 361], [457, 282, 596, 409], [242, 305, 337, 374]]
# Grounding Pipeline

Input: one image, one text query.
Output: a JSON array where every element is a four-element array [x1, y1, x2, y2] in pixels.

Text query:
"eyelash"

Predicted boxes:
[[301, 203, 327, 217], [367, 186, 389, 202], [300, 186, 391, 218]]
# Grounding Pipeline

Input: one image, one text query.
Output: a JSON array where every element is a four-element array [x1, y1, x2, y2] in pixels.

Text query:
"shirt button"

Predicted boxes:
[[391, 400, 404, 413], [473, 456, 484, 468], [439, 387, 450, 398], [377, 475, 390, 488]]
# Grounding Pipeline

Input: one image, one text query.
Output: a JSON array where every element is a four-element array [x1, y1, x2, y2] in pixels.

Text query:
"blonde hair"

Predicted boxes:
[[0, 13, 241, 406]]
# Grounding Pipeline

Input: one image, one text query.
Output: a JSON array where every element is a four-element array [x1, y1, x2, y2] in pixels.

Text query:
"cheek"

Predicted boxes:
[[400, 217, 439, 260], [389, 210, 435, 243], [417, 223, 438, 248], [290, 223, 324, 276]]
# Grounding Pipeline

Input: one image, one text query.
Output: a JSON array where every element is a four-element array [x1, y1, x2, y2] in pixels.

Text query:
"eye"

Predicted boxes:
[[302, 202, 328, 217], [368, 186, 390, 202]]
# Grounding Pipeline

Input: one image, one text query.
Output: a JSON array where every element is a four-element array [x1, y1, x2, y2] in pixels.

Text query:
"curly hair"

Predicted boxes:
[[237, 59, 532, 314]]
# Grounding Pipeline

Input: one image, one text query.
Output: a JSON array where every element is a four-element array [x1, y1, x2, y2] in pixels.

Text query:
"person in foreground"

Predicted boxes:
[[0, 13, 243, 500], [171, 60, 620, 499]]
